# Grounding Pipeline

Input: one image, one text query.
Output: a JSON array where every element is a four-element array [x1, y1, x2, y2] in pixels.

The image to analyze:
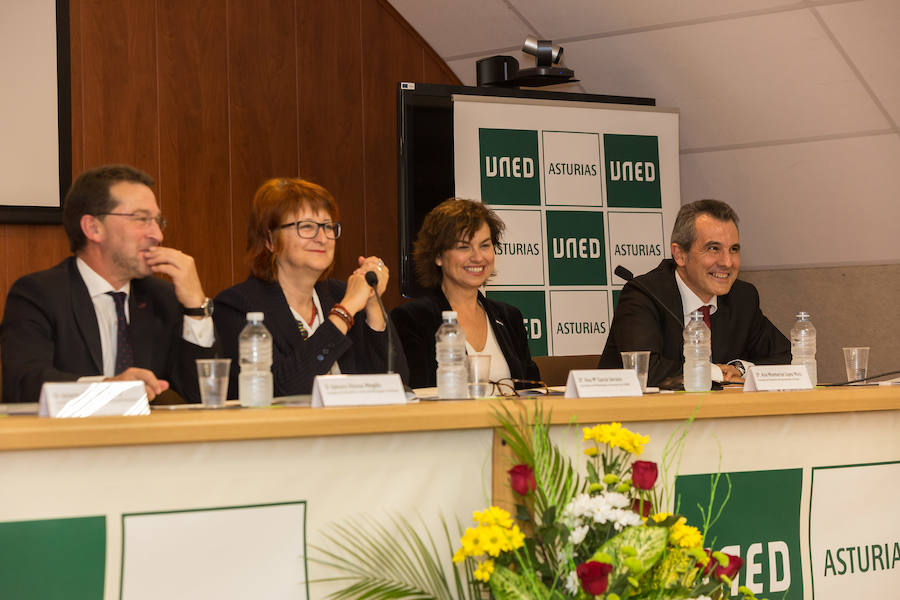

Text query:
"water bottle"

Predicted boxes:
[[238, 311, 273, 407], [683, 309, 711, 392], [436, 310, 467, 399], [791, 311, 817, 386]]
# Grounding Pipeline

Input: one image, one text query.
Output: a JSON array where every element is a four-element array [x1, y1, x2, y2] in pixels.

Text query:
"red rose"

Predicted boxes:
[[508, 464, 536, 496], [631, 460, 658, 490], [576, 561, 613, 595], [699, 549, 716, 576], [632, 497, 652, 518], [715, 553, 744, 581]]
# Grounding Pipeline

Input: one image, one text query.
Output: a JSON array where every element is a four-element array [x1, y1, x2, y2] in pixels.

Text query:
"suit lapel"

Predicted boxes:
[[260, 279, 307, 353], [69, 260, 103, 374], [710, 295, 730, 362], [129, 282, 154, 368]]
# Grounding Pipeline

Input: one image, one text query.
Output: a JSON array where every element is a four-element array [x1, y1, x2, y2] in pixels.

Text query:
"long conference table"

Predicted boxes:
[[1, 386, 898, 600]]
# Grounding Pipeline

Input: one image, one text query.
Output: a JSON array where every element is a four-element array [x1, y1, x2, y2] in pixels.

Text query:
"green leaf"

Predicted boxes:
[[309, 512, 478, 600], [489, 565, 555, 600], [596, 525, 668, 576], [516, 504, 531, 523]]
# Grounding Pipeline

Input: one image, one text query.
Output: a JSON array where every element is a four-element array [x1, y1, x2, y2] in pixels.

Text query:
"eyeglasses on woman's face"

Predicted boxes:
[[276, 220, 342, 240]]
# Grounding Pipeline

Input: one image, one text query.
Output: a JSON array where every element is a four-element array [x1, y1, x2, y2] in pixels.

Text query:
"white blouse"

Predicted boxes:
[[465, 311, 511, 382]]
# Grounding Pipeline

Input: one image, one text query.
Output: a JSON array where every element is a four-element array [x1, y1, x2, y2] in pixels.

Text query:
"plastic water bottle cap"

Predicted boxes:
[[796, 311, 810, 320], [441, 310, 458, 320], [247, 311, 264, 321]]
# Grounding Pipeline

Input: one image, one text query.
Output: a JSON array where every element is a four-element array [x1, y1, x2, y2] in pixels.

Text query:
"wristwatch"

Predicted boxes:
[[183, 297, 213, 317]]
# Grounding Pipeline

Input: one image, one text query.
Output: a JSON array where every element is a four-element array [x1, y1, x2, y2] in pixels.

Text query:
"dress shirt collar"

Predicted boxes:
[[674, 268, 717, 324], [76, 257, 131, 298]]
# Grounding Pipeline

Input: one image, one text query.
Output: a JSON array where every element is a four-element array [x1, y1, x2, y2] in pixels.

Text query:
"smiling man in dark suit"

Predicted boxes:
[[0, 164, 216, 403], [599, 199, 790, 386]]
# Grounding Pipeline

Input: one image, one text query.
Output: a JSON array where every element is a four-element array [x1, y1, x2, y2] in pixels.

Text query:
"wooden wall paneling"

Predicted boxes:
[[0, 226, 70, 324], [157, 0, 231, 299], [360, 0, 426, 309], [424, 51, 462, 86], [296, 0, 366, 281], [4, 226, 71, 286], [79, 0, 159, 176], [227, 0, 300, 284]]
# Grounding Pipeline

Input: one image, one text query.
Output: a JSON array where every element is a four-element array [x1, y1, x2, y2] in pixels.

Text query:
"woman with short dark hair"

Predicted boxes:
[[214, 178, 406, 397], [392, 198, 539, 389]]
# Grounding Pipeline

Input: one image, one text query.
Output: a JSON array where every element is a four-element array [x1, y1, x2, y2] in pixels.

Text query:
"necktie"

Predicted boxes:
[[699, 304, 711, 330], [107, 291, 134, 374]]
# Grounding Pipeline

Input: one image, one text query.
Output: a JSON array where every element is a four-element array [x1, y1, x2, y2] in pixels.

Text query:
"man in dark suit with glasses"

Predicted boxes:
[[1, 164, 216, 403]]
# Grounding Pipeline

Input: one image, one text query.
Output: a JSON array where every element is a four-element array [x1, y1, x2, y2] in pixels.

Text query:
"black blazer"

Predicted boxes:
[[391, 289, 540, 388], [598, 259, 790, 386], [0, 257, 214, 403], [213, 276, 408, 398]]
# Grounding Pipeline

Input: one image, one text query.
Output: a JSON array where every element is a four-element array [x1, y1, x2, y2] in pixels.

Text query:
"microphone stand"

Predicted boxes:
[[364, 271, 394, 374], [820, 369, 900, 386], [614, 265, 684, 327]]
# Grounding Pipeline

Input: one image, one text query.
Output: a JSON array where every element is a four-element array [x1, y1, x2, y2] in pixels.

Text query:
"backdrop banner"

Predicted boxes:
[[453, 95, 681, 356]]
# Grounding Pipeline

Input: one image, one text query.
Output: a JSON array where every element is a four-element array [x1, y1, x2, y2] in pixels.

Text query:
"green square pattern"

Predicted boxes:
[[545, 210, 606, 285], [603, 134, 662, 208], [479, 128, 541, 205], [0, 516, 106, 599], [676, 469, 803, 599], [485, 290, 547, 357]]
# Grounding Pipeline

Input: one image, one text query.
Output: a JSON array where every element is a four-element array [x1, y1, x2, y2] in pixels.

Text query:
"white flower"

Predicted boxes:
[[570, 525, 589, 545], [604, 491, 631, 508], [562, 491, 644, 533], [564, 570, 580, 595]]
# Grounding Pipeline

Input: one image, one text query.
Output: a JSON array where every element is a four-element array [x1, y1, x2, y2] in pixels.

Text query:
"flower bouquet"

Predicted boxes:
[[312, 403, 768, 600], [453, 411, 763, 600]]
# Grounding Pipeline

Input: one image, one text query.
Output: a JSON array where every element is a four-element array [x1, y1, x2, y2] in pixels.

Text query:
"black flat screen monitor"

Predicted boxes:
[[397, 83, 655, 298]]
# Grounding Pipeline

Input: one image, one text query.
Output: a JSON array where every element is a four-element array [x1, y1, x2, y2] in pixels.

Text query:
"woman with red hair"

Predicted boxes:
[[214, 178, 407, 397]]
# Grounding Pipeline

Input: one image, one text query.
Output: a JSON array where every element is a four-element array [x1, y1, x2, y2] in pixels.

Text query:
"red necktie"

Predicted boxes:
[[699, 305, 711, 329]]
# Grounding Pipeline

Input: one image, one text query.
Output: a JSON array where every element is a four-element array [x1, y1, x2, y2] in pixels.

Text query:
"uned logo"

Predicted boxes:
[[479, 128, 541, 205], [603, 134, 662, 209], [484, 290, 547, 356], [676, 469, 803, 600], [545, 210, 606, 286]]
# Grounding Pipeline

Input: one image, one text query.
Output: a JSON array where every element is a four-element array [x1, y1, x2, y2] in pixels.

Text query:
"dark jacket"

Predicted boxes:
[[0, 257, 214, 403], [391, 289, 540, 388], [598, 259, 790, 386], [214, 276, 408, 397]]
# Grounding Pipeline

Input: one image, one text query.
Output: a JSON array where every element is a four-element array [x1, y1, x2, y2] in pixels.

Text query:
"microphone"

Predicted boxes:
[[365, 271, 395, 374], [614, 265, 684, 327], [821, 368, 900, 386]]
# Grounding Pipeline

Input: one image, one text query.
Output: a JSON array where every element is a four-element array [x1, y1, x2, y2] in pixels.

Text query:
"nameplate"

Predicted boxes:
[[565, 369, 642, 398], [311, 374, 406, 408], [743, 365, 813, 392], [39, 381, 150, 418]]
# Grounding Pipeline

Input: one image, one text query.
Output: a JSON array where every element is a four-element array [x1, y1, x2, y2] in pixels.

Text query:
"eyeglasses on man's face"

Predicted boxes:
[[276, 220, 342, 240], [96, 211, 167, 231]]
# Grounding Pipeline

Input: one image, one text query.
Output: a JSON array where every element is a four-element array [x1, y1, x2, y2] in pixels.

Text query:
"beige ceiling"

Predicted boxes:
[[388, 0, 900, 269]]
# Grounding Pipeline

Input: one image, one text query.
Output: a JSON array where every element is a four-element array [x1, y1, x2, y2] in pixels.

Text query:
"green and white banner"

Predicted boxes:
[[809, 461, 900, 599], [454, 95, 681, 356]]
